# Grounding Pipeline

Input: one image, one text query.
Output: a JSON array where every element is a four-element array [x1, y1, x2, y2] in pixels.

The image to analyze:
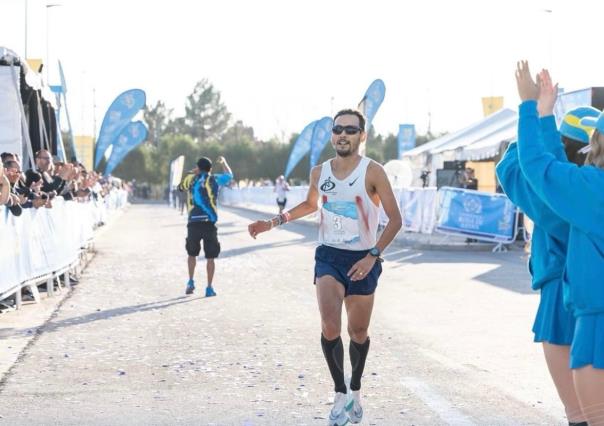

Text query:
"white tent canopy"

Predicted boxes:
[[460, 120, 517, 161], [402, 108, 516, 159], [401, 108, 518, 187], [0, 48, 24, 158], [430, 108, 516, 156]]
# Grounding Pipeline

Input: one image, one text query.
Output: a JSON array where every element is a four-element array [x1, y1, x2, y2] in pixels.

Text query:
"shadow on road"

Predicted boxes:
[[0, 296, 206, 339]]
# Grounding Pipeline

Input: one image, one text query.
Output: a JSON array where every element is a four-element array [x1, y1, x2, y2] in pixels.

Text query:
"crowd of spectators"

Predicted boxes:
[[0, 149, 118, 215], [1, 149, 132, 310]]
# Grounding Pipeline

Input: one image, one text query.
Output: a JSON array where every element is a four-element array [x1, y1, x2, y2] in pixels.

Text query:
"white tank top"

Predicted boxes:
[[317, 157, 380, 251]]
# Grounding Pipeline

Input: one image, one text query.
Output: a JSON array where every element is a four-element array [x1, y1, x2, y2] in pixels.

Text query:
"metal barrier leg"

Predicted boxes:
[[15, 287, 22, 310], [64, 272, 71, 290], [25, 284, 41, 303], [47, 277, 54, 297], [492, 243, 508, 253]]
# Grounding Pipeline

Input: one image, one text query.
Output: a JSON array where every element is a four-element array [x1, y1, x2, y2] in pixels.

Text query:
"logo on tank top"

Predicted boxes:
[[348, 176, 359, 186], [320, 177, 336, 192]]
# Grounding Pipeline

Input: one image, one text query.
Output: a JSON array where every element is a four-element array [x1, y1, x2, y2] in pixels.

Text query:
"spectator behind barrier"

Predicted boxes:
[[3, 160, 24, 216], [35, 149, 69, 196], [21, 169, 49, 209], [0, 162, 10, 205]]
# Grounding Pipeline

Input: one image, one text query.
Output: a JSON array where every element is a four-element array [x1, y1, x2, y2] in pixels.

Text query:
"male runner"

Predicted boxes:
[[248, 109, 402, 425]]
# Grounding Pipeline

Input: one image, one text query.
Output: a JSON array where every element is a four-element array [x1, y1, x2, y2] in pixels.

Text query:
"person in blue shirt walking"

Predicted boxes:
[[178, 156, 233, 297], [515, 60, 604, 425], [497, 68, 597, 425]]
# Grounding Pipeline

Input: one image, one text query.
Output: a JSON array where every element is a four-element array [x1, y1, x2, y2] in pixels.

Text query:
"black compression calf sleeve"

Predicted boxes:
[[321, 334, 347, 394], [349, 337, 370, 391]]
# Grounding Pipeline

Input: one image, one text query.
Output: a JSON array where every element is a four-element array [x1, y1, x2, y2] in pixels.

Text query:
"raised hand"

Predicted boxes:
[[537, 69, 558, 117], [515, 60, 539, 101]]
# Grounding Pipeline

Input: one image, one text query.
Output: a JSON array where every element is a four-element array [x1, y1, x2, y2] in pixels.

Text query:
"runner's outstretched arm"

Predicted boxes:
[[248, 166, 321, 239]]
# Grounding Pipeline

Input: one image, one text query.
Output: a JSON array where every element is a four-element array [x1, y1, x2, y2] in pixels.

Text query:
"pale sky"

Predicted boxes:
[[2, 0, 604, 142]]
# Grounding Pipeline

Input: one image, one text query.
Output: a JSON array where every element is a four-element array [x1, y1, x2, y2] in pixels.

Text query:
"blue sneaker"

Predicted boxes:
[[185, 279, 195, 295], [205, 286, 216, 297]]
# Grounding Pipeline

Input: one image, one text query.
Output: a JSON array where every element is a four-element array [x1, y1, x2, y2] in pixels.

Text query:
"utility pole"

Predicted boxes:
[[45, 4, 61, 81], [24, 0, 28, 58]]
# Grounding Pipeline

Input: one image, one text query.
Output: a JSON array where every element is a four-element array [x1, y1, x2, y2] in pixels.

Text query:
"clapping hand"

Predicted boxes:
[[58, 163, 74, 180], [537, 69, 558, 117], [515, 60, 539, 101]]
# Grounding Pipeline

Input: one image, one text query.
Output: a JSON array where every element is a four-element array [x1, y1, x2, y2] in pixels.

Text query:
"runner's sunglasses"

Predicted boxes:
[[332, 125, 362, 135]]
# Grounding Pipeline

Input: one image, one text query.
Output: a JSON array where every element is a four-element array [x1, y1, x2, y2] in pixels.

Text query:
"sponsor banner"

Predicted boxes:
[[436, 187, 517, 242], [284, 120, 317, 178], [95, 89, 146, 168], [309, 116, 333, 168], [397, 124, 416, 158]]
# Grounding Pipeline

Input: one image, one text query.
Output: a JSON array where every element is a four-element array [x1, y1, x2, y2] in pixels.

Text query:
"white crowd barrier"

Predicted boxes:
[[220, 186, 308, 208], [220, 186, 522, 248], [220, 186, 439, 234], [0, 189, 128, 303], [394, 187, 438, 234]]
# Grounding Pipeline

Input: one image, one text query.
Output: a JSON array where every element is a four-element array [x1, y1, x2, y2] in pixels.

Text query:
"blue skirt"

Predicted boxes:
[[532, 280, 575, 345], [570, 314, 604, 369]]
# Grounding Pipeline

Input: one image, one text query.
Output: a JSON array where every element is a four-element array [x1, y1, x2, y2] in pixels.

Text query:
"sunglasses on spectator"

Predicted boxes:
[[332, 125, 362, 135]]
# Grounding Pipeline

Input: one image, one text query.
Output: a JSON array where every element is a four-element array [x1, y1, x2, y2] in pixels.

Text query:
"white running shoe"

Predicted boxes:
[[348, 390, 363, 424], [328, 392, 349, 426]]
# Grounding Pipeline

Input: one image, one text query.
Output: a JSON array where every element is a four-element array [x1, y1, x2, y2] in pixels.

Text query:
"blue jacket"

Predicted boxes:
[[178, 172, 233, 224], [496, 123, 568, 290], [517, 100, 604, 316]]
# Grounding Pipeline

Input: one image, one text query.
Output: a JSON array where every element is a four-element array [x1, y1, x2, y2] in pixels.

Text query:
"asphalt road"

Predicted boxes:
[[0, 204, 565, 425]]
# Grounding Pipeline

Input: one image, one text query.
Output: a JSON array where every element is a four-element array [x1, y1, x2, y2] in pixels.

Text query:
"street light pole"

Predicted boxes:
[[543, 8, 553, 69], [24, 0, 28, 59], [45, 3, 61, 81]]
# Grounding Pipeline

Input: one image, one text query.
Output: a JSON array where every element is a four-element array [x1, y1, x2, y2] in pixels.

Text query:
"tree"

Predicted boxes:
[[144, 100, 173, 146], [220, 120, 255, 146], [175, 79, 231, 142]]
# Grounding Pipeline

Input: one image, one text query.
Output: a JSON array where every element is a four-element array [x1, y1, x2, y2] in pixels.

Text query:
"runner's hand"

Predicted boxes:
[[347, 255, 377, 282], [248, 220, 271, 239]]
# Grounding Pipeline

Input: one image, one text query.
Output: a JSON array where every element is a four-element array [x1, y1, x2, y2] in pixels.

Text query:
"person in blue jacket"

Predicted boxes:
[[497, 68, 597, 425], [178, 156, 233, 297], [515, 60, 604, 425]]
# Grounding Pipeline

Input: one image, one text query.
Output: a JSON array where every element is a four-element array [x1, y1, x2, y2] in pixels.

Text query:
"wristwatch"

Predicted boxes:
[[369, 246, 381, 257]]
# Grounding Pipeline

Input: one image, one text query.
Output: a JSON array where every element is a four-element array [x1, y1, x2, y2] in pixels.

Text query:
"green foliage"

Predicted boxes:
[[144, 100, 173, 146], [112, 77, 440, 184], [111, 146, 150, 181], [172, 79, 231, 142]]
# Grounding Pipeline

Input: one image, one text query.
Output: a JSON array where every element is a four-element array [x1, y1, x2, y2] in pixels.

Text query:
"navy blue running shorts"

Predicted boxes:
[[314, 245, 382, 296]]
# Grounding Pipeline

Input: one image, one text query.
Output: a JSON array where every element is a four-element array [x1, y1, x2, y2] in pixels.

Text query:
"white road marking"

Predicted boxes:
[[401, 376, 476, 425], [383, 248, 411, 257]]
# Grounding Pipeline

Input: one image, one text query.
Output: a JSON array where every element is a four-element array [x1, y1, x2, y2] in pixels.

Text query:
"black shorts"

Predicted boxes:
[[314, 245, 382, 296], [277, 198, 287, 208], [186, 222, 221, 258]]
